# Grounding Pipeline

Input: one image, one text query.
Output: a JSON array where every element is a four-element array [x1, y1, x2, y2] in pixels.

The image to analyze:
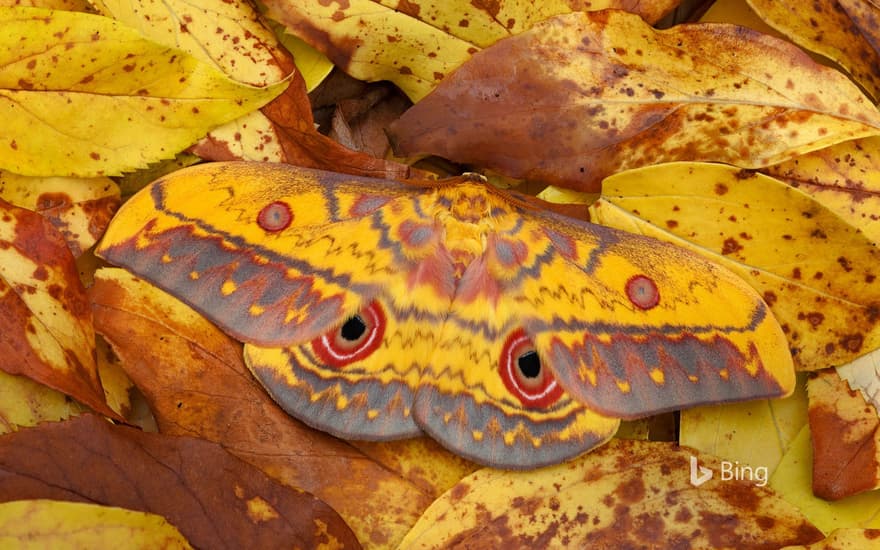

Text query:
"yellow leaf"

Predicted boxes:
[[399, 439, 823, 548], [782, 528, 880, 549], [262, 0, 679, 101], [762, 137, 880, 244], [91, 0, 291, 87], [0, 171, 119, 256], [747, 0, 880, 102], [0, 6, 286, 177], [0, 500, 193, 549], [0, 370, 84, 435], [389, 11, 880, 192], [680, 374, 808, 476], [771, 425, 880, 534], [589, 162, 880, 370]]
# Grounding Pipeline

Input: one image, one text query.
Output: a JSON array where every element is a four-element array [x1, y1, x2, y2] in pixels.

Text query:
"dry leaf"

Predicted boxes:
[[0, 6, 286, 177], [389, 10, 880, 192], [0, 414, 361, 549], [770, 425, 880, 534], [808, 368, 880, 500], [89, 267, 435, 549], [746, 0, 880, 102], [762, 136, 880, 244], [589, 162, 880, 370], [263, 0, 678, 101], [0, 199, 117, 419], [0, 500, 193, 549], [0, 171, 120, 257], [399, 439, 823, 549]]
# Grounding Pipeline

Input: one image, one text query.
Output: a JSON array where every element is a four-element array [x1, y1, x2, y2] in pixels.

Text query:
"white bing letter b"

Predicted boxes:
[[689, 455, 713, 487]]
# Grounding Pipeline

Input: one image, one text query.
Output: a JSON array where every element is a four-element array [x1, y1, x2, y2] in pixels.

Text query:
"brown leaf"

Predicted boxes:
[[389, 10, 880, 192], [0, 414, 360, 549], [0, 199, 117, 419], [0, 172, 120, 257], [89, 268, 435, 549], [808, 368, 880, 500], [399, 439, 824, 549], [262, 0, 680, 101]]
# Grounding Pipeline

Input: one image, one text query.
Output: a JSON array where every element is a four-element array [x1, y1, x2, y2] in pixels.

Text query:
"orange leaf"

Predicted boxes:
[[0, 199, 117, 419], [389, 10, 880, 192], [0, 414, 360, 549], [89, 268, 435, 549]]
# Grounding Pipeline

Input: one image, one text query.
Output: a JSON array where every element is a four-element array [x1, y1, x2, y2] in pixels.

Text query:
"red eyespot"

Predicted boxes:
[[500, 329, 563, 408], [257, 201, 293, 232], [626, 275, 659, 310], [312, 301, 385, 368]]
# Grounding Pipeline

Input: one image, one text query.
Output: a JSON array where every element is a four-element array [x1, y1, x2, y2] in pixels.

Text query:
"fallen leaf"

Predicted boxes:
[[0, 6, 286, 177], [398, 439, 823, 549], [350, 438, 480, 499], [762, 136, 880, 244], [92, 0, 293, 88], [0, 414, 361, 549], [0, 500, 193, 549], [771, 425, 880, 534], [0, 199, 117, 419], [90, 267, 436, 549], [808, 368, 880, 500], [95, 336, 133, 421], [0, 370, 84, 435], [746, 0, 880, 102], [0, 171, 120, 257], [782, 528, 880, 549], [680, 374, 808, 476], [589, 162, 880, 370], [838, 346, 880, 412], [263, 0, 678, 101], [389, 10, 880, 192]]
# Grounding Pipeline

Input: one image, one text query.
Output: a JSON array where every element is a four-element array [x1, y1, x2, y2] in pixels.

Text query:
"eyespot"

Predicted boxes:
[[257, 201, 293, 232], [312, 301, 385, 368], [626, 274, 659, 310], [500, 329, 563, 408]]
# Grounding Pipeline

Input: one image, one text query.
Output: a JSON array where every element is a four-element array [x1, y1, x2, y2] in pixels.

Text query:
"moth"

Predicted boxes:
[[97, 162, 795, 469]]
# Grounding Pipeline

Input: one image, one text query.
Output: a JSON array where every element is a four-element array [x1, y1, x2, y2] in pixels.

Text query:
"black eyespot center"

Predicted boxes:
[[340, 315, 367, 341], [517, 351, 541, 379]]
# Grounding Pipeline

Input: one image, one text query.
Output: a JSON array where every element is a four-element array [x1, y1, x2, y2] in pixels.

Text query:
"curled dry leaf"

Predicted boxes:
[[762, 136, 880, 244], [399, 439, 823, 549], [263, 0, 679, 101], [0, 500, 193, 549], [589, 162, 880, 370], [0, 7, 286, 177], [89, 268, 438, 549], [0, 414, 361, 549], [0, 199, 117, 419], [746, 0, 880, 102], [808, 368, 880, 500], [0, 171, 120, 257], [389, 10, 880, 192]]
